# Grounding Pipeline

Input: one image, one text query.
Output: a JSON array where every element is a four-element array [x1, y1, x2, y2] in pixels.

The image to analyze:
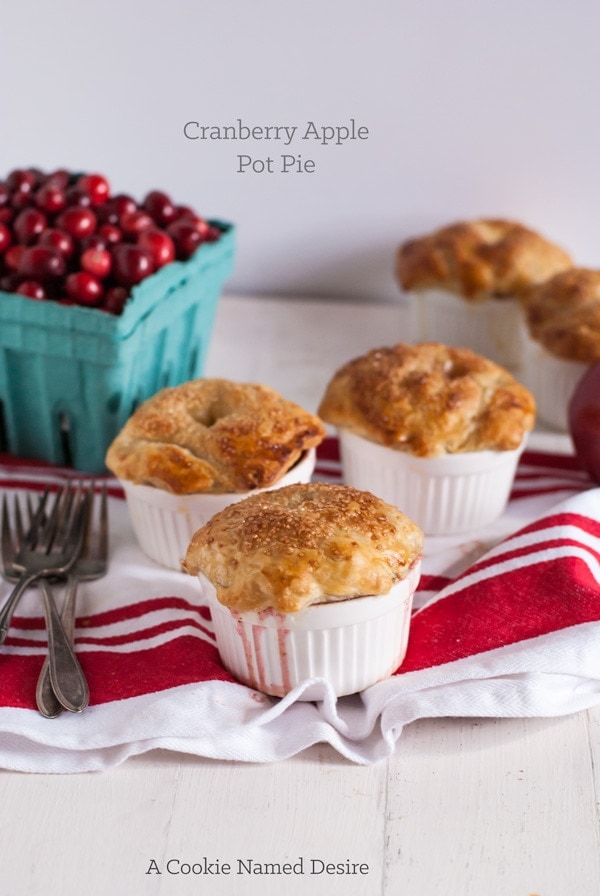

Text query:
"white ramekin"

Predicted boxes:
[[338, 429, 526, 535], [520, 334, 588, 432], [120, 448, 317, 570], [412, 288, 527, 372], [200, 561, 421, 699]]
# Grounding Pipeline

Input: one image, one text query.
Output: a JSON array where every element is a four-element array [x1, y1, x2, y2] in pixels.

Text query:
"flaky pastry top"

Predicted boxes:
[[105, 378, 326, 494], [396, 218, 572, 302], [523, 268, 600, 363], [183, 482, 424, 613], [318, 342, 535, 457]]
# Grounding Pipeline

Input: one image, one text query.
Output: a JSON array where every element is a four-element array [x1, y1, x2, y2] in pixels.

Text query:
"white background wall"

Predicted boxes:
[[1, 0, 599, 302]]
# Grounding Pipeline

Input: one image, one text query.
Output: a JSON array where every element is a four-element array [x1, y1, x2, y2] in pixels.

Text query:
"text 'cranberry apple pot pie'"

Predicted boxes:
[[318, 342, 536, 535], [105, 378, 326, 570], [183, 482, 424, 698]]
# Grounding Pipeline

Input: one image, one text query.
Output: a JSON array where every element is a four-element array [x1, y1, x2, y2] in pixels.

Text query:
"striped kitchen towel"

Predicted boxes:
[[0, 442, 598, 772]]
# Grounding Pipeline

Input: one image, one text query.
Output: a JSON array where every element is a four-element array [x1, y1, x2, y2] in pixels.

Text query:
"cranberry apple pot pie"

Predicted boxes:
[[183, 482, 424, 698], [520, 268, 600, 431], [105, 378, 326, 569], [396, 218, 572, 370], [318, 342, 535, 534]]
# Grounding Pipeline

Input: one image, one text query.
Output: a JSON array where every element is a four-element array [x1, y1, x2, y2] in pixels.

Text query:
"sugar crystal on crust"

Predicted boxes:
[[183, 482, 424, 613], [318, 342, 535, 457], [105, 378, 326, 494]]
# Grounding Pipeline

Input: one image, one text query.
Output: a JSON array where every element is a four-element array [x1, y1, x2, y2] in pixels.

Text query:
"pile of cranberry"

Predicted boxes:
[[0, 167, 222, 315]]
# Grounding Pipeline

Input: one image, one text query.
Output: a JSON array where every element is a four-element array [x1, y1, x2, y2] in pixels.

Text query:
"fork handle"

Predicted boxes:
[[38, 579, 89, 714], [0, 572, 37, 645], [36, 575, 80, 718]]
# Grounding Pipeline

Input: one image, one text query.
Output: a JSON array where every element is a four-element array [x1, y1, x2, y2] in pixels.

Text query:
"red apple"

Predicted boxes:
[[568, 361, 600, 482]]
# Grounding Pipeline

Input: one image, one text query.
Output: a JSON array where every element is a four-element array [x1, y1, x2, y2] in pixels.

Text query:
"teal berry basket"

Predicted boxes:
[[0, 222, 235, 473]]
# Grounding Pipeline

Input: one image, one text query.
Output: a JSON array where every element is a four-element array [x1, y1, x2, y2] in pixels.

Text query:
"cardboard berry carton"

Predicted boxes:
[[0, 168, 235, 472]]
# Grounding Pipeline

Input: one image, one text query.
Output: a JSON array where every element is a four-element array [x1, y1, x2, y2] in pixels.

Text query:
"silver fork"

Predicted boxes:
[[0, 484, 91, 713], [36, 482, 109, 718]]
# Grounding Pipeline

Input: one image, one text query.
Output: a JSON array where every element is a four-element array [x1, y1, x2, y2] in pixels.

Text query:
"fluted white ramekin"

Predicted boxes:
[[120, 448, 316, 570], [412, 288, 526, 372], [520, 334, 587, 432], [201, 561, 421, 699], [338, 430, 525, 535]]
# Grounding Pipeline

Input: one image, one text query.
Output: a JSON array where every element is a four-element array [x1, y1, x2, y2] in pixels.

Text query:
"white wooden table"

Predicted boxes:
[[1, 294, 597, 896]]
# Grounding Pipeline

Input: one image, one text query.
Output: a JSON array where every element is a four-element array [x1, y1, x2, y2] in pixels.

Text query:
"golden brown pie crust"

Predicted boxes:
[[396, 219, 572, 302], [183, 482, 424, 613], [105, 379, 326, 494], [523, 268, 600, 363], [318, 342, 535, 457]]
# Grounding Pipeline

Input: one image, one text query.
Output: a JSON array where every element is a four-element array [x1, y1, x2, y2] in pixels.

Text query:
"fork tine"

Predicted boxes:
[[2, 488, 50, 568], [76, 481, 108, 563], [23, 489, 52, 546], [13, 496, 25, 546], [26, 493, 36, 527], [26, 488, 60, 551], [52, 486, 76, 548], [36, 484, 81, 553], [3, 481, 91, 573], [60, 485, 91, 556], [78, 479, 95, 559]]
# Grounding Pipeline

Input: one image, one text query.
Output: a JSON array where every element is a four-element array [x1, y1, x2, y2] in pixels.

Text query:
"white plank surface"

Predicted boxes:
[[1, 293, 597, 896], [386, 714, 600, 896], [204, 293, 415, 415]]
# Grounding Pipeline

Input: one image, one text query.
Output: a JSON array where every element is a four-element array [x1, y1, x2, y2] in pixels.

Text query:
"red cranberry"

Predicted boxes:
[[173, 204, 196, 220], [6, 169, 37, 194], [18, 246, 66, 280], [120, 210, 154, 236], [167, 220, 203, 259], [16, 280, 46, 300], [10, 190, 34, 212], [204, 224, 221, 242], [56, 207, 97, 239], [45, 169, 70, 189], [13, 208, 47, 245], [35, 183, 66, 214], [0, 273, 23, 292], [98, 223, 122, 245], [97, 194, 136, 225], [111, 244, 155, 286], [143, 190, 176, 225], [65, 186, 93, 208], [79, 233, 107, 253], [27, 168, 46, 185], [176, 210, 211, 237], [0, 223, 12, 253], [38, 228, 75, 259], [0, 208, 14, 225], [137, 228, 175, 268], [113, 194, 137, 215], [66, 271, 104, 305], [77, 173, 110, 206], [103, 285, 129, 315], [4, 245, 26, 271], [80, 248, 111, 279], [0, 183, 9, 206]]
